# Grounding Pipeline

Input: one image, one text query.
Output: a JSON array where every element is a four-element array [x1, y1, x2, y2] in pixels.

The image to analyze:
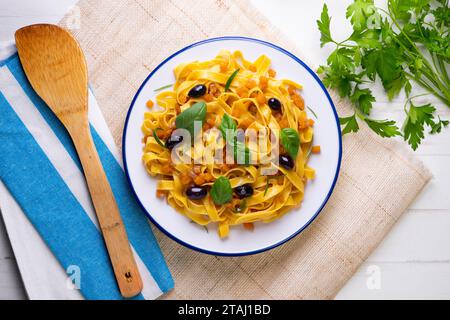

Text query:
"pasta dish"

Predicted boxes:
[[141, 50, 319, 238]]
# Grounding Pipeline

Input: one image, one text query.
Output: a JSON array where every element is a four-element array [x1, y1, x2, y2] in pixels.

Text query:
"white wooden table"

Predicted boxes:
[[0, 0, 449, 300]]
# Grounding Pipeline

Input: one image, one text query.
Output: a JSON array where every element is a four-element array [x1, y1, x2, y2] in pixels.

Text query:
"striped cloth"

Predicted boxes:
[[0, 54, 173, 300]]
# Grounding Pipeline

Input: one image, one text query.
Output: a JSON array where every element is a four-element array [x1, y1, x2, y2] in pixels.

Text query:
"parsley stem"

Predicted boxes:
[[404, 71, 447, 104], [421, 67, 448, 97], [402, 57, 450, 106], [431, 53, 450, 90], [411, 76, 449, 106], [332, 36, 353, 47], [335, 42, 355, 48], [437, 56, 450, 88], [380, 6, 448, 96], [381, 7, 422, 54], [355, 110, 366, 121], [403, 93, 431, 114]]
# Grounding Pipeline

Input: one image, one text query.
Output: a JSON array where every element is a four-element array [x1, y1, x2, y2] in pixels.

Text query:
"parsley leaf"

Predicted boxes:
[[350, 29, 382, 49], [361, 47, 402, 88], [328, 47, 355, 72], [340, 114, 360, 135], [318, 0, 450, 149], [403, 103, 436, 150], [389, 0, 430, 22], [385, 74, 408, 100], [317, 4, 333, 47], [322, 68, 356, 97], [430, 117, 449, 135], [346, 0, 375, 31], [350, 87, 375, 114], [364, 118, 401, 138], [388, 0, 414, 21]]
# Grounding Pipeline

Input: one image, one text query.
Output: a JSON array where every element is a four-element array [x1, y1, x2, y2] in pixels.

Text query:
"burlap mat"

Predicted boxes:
[[60, 0, 431, 299]]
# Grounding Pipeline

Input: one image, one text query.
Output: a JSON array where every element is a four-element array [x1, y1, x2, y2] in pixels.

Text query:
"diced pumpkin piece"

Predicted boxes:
[[243, 223, 254, 231], [194, 175, 206, 185], [292, 93, 305, 110], [268, 68, 276, 78], [204, 93, 214, 102], [311, 145, 321, 154], [156, 190, 166, 198]]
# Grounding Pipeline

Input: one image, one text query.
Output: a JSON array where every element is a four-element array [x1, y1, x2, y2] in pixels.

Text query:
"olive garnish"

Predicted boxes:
[[279, 154, 294, 170], [165, 134, 183, 149], [186, 185, 207, 200], [268, 97, 282, 111], [234, 184, 254, 199], [188, 84, 207, 98]]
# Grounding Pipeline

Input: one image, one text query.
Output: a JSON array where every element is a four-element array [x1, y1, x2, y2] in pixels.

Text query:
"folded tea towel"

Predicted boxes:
[[0, 54, 173, 300]]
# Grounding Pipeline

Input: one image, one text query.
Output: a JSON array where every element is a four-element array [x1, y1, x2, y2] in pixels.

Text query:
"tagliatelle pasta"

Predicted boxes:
[[141, 50, 317, 238]]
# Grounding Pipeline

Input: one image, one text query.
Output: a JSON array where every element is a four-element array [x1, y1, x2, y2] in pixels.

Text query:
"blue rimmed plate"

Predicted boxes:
[[123, 37, 342, 256]]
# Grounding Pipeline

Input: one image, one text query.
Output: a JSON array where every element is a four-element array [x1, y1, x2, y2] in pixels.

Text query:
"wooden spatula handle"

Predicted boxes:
[[66, 115, 143, 298]]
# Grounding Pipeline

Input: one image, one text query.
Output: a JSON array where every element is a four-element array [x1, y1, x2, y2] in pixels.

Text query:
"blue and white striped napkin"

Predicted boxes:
[[0, 54, 173, 300]]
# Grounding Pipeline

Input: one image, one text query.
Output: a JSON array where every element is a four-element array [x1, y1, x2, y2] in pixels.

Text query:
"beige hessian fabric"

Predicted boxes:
[[59, 0, 432, 299]]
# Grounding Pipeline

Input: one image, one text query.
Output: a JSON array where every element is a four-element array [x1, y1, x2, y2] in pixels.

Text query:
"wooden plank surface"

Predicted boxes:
[[0, 0, 448, 299]]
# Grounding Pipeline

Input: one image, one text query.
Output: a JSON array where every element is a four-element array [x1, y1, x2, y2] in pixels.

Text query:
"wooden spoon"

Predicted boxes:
[[15, 24, 143, 298]]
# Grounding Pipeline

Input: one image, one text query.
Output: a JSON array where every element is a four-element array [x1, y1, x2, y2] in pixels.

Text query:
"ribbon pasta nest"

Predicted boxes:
[[142, 50, 319, 238]]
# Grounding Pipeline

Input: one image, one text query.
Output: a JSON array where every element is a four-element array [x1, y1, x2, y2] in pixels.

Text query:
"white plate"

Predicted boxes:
[[123, 37, 342, 256]]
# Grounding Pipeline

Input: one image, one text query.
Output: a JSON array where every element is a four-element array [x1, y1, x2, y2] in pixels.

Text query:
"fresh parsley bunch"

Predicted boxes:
[[317, 0, 449, 149]]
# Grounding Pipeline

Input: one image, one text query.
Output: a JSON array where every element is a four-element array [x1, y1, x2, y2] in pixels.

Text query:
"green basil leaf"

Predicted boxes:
[[280, 128, 300, 159], [219, 113, 250, 165], [210, 176, 233, 205], [225, 69, 240, 92], [234, 140, 250, 166], [219, 113, 237, 139], [152, 128, 166, 148], [175, 101, 206, 136]]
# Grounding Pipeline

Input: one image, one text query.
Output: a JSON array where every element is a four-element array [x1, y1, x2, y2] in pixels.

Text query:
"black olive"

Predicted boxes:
[[186, 186, 207, 200], [188, 84, 207, 98], [234, 184, 254, 199], [279, 154, 294, 170], [165, 135, 183, 149], [268, 97, 282, 111]]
